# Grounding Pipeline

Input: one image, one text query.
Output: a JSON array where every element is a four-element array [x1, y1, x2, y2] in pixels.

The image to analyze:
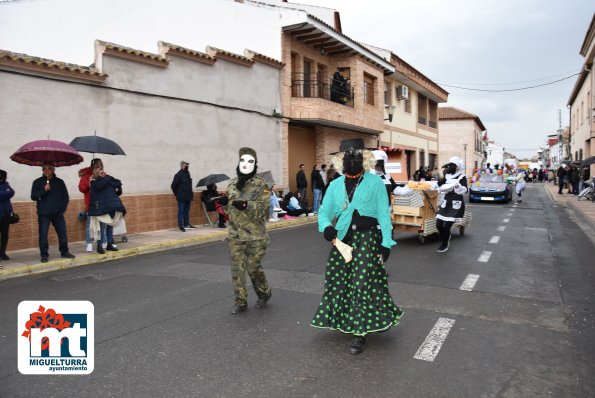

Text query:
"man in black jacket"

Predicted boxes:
[[171, 161, 195, 232], [30, 163, 75, 263], [296, 164, 308, 208]]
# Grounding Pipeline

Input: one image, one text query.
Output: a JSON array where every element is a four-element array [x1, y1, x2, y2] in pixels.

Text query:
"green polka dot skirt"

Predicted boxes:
[[311, 228, 403, 336]]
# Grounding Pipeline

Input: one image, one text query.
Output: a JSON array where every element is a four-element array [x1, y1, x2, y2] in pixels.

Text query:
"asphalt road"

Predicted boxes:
[[1, 183, 594, 397]]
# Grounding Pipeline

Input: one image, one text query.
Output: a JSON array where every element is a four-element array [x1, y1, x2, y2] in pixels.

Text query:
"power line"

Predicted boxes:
[[436, 73, 580, 92], [436, 69, 580, 86]]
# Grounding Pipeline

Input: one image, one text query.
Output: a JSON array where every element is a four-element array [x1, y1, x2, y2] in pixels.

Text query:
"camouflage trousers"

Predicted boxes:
[[229, 239, 271, 306]]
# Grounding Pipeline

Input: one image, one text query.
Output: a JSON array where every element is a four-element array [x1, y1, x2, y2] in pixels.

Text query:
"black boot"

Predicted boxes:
[[231, 304, 247, 315], [255, 292, 272, 309], [349, 336, 366, 355], [97, 245, 105, 254], [106, 243, 118, 251]]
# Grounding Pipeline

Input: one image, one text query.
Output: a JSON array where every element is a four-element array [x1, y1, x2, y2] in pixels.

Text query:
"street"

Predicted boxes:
[[1, 184, 594, 397]]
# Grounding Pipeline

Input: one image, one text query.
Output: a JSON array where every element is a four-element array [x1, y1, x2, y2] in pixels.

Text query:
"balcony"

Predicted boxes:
[[291, 73, 354, 107]]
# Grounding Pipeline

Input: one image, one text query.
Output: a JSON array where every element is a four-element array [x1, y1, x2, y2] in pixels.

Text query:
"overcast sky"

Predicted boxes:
[[301, 0, 593, 158], [1, 0, 593, 159]]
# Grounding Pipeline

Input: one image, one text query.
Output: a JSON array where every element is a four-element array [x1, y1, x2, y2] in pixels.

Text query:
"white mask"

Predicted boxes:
[[239, 154, 256, 175]]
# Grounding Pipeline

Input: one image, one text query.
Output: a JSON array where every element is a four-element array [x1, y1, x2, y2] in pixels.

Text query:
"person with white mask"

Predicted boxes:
[[436, 156, 468, 253], [225, 147, 272, 315]]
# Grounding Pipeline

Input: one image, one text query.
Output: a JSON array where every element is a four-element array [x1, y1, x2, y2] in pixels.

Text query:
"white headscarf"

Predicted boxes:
[[449, 156, 465, 173]]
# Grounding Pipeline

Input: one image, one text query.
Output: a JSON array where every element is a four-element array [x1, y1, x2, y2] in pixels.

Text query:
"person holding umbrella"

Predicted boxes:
[[171, 160, 195, 232], [31, 163, 75, 263], [0, 169, 15, 265]]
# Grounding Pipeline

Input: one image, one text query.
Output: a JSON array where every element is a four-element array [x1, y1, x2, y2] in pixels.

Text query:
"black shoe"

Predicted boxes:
[[179, 226, 186, 232], [61, 252, 76, 259], [255, 292, 272, 309], [106, 244, 118, 252], [41, 256, 49, 263], [185, 224, 197, 230], [231, 304, 247, 315], [97, 245, 105, 254], [349, 336, 366, 355], [0, 254, 8, 261], [437, 243, 449, 253], [218, 223, 227, 228]]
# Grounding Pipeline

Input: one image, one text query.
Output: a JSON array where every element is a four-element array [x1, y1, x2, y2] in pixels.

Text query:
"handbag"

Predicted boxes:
[[8, 212, 19, 224]]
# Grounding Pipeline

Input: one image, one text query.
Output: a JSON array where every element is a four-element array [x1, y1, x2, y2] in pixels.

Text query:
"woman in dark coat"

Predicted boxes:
[[89, 167, 126, 254], [0, 169, 15, 264]]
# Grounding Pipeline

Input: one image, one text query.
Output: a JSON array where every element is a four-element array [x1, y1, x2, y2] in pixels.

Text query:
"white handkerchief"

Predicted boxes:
[[334, 238, 353, 263]]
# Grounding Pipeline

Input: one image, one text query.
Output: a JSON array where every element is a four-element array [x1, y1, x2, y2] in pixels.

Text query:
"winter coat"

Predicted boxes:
[[31, 176, 69, 216], [311, 170, 325, 191], [171, 169, 193, 202], [0, 181, 15, 219], [226, 175, 269, 242], [78, 166, 93, 212], [296, 170, 307, 189], [88, 175, 126, 217]]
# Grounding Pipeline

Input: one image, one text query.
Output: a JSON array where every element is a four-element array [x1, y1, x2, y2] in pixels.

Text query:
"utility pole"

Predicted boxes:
[[557, 109, 564, 163]]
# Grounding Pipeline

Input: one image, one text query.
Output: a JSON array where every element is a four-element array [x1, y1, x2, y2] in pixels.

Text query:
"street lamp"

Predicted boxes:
[[384, 105, 396, 123], [463, 144, 468, 175]]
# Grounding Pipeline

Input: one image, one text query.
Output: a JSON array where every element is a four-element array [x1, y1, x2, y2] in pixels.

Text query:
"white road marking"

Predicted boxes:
[[510, 209, 516, 212], [489, 236, 500, 244], [506, 213, 513, 217], [413, 317, 456, 362], [459, 274, 480, 291], [477, 251, 492, 262], [502, 218, 510, 223], [497, 226, 506, 232]]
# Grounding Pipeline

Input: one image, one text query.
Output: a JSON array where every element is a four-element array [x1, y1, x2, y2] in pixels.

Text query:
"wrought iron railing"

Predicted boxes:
[[291, 73, 354, 107], [429, 120, 437, 128]]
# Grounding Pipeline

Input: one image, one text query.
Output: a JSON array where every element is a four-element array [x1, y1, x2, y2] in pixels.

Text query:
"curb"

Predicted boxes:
[[0, 217, 316, 281]]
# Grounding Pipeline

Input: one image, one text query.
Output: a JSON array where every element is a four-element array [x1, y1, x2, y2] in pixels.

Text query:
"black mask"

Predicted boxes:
[[343, 151, 364, 176], [443, 163, 457, 175], [0, 169, 6, 182]]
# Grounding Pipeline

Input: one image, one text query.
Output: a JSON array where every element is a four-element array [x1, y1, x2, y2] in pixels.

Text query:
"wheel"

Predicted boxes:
[[418, 234, 426, 244], [459, 226, 465, 236]]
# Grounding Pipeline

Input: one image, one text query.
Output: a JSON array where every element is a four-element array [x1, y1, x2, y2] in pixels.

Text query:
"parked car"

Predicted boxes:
[[469, 174, 512, 203]]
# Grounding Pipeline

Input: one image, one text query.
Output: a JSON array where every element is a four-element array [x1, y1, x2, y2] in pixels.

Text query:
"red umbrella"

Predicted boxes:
[[10, 139, 83, 167]]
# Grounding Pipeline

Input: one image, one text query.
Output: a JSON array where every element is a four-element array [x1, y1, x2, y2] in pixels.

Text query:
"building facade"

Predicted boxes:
[[438, 107, 487, 176], [485, 141, 505, 169], [568, 14, 594, 174], [0, 41, 283, 250]]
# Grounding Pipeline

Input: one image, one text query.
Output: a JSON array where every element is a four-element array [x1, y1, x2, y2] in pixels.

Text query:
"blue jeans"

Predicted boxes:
[[177, 201, 191, 227], [38, 213, 69, 257], [85, 214, 93, 244], [269, 195, 281, 218], [98, 223, 114, 245], [312, 189, 322, 213]]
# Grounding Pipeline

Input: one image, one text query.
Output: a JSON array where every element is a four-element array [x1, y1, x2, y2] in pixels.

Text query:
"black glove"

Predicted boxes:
[[378, 245, 391, 262], [232, 200, 248, 210], [323, 226, 337, 242]]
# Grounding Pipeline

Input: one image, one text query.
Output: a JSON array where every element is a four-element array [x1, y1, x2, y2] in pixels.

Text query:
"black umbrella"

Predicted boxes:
[[256, 171, 275, 186], [196, 173, 230, 187], [581, 156, 595, 167], [69, 134, 126, 155]]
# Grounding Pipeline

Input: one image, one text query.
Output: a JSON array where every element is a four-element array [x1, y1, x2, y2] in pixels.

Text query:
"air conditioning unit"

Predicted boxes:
[[397, 85, 409, 100]]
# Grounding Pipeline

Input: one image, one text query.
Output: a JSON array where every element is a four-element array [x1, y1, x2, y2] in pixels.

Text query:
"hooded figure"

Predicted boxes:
[[313, 139, 403, 355], [372, 149, 397, 205], [436, 156, 468, 253], [225, 147, 272, 314]]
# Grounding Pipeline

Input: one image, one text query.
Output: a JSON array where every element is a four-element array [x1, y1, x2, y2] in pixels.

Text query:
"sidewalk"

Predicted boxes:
[[544, 182, 595, 232], [0, 216, 317, 281]]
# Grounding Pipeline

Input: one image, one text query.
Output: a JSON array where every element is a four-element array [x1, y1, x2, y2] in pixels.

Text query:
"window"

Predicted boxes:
[[303, 59, 312, 98], [363, 73, 375, 106], [404, 92, 412, 113], [317, 63, 327, 99], [417, 94, 427, 124], [428, 100, 437, 128]]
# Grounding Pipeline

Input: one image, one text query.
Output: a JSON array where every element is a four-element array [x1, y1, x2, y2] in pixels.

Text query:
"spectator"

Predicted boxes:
[[171, 161, 195, 232], [557, 165, 567, 194], [285, 192, 312, 217], [484, 163, 493, 175], [579, 166, 590, 192], [570, 165, 580, 195], [78, 158, 103, 252], [202, 183, 228, 228], [538, 168, 544, 182], [267, 184, 286, 222], [311, 164, 324, 213], [296, 164, 308, 207], [320, 164, 328, 187], [0, 169, 15, 265], [431, 167, 440, 181], [88, 166, 126, 254], [547, 169, 554, 184], [31, 163, 75, 263]]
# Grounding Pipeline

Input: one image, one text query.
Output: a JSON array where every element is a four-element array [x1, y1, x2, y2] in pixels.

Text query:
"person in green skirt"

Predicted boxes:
[[311, 139, 403, 355]]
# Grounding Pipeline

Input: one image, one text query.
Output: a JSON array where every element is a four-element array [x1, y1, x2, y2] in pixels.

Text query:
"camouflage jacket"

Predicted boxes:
[[226, 175, 270, 241]]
